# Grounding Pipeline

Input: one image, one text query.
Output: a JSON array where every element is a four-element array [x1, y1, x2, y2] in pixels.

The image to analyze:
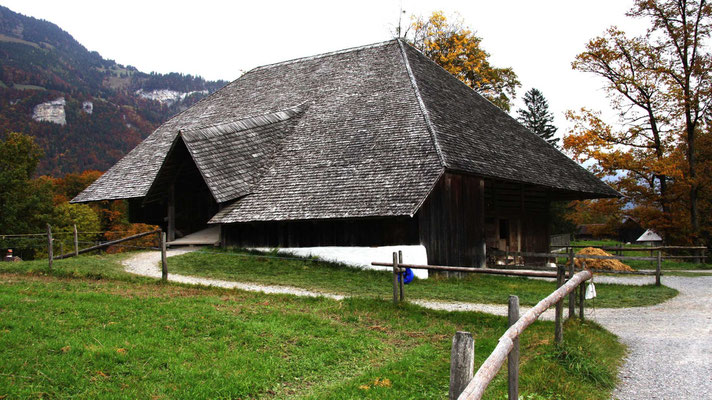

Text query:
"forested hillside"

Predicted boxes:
[[0, 5, 227, 175]]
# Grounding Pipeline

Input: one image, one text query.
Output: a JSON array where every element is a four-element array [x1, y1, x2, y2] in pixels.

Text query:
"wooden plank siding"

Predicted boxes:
[[222, 217, 419, 248], [484, 180, 550, 265], [218, 173, 550, 267], [416, 173, 486, 267]]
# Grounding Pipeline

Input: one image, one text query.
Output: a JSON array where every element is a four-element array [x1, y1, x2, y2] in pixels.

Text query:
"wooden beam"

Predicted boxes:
[[46, 224, 53, 269], [458, 270, 593, 400], [167, 183, 176, 242], [54, 230, 161, 259], [508, 296, 519, 400], [450, 332, 475, 400]]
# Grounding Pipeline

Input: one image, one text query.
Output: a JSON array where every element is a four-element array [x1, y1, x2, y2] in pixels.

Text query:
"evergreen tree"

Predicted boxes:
[[517, 88, 559, 147]]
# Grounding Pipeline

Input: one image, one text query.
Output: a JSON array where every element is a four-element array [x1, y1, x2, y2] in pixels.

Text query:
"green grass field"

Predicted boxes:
[[164, 249, 677, 309], [0, 260, 624, 399]]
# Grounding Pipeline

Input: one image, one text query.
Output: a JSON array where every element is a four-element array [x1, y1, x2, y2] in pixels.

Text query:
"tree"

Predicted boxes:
[[566, 0, 712, 243], [0, 132, 54, 234], [406, 11, 520, 111], [517, 88, 559, 147]]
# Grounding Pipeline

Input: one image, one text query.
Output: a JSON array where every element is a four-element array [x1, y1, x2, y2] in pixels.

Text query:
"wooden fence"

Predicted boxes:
[[372, 250, 659, 399], [452, 269, 593, 400], [35, 224, 168, 282], [549, 233, 571, 249], [552, 244, 707, 263]]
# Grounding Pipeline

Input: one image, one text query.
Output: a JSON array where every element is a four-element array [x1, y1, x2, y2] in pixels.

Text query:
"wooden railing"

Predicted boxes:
[[39, 224, 167, 282], [452, 269, 592, 400], [372, 251, 652, 399]]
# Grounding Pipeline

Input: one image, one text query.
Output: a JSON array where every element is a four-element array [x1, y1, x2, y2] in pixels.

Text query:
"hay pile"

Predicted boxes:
[[572, 247, 634, 272]]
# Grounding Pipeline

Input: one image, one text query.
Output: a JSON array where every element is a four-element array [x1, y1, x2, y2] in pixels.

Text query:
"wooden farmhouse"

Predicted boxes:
[[73, 39, 618, 267]]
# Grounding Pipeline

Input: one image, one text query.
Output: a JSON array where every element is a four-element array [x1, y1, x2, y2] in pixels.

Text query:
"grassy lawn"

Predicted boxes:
[[166, 249, 677, 309], [0, 269, 624, 399], [571, 240, 711, 271]]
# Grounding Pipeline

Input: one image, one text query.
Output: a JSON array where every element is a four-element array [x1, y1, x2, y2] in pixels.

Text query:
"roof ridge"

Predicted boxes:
[[396, 39, 446, 168], [180, 103, 307, 141], [250, 39, 397, 72], [400, 42, 619, 197]]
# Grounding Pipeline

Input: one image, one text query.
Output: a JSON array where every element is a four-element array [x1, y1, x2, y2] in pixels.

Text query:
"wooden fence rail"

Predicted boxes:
[[53, 229, 161, 260], [456, 270, 593, 400], [552, 245, 707, 250]]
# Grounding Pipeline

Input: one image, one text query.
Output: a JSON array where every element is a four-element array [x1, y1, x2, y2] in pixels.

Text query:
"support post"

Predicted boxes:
[[167, 183, 176, 242], [579, 261, 586, 320], [655, 251, 661, 286], [392, 252, 398, 305], [449, 331, 474, 400], [398, 250, 404, 302], [161, 232, 168, 282], [505, 245, 510, 266], [508, 296, 520, 400], [702, 248, 707, 265], [47, 223, 53, 269], [554, 264, 564, 344], [73, 224, 79, 256], [568, 258, 575, 319]]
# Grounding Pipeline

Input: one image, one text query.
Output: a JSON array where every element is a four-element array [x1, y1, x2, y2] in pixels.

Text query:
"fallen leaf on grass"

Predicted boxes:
[[60, 346, 71, 353], [116, 348, 127, 354], [374, 378, 391, 387]]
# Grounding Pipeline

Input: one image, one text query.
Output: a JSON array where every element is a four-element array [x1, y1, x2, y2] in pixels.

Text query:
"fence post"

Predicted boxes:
[[702, 248, 707, 265], [508, 295, 520, 400], [449, 331, 474, 400], [398, 250, 404, 301], [579, 261, 586, 320], [73, 224, 79, 256], [554, 264, 564, 344], [568, 257, 575, 319], [161, 232, 168, 282], [46, 223, 53, 269], [655, 251, 661, 286], [392, 252, 399, 305]]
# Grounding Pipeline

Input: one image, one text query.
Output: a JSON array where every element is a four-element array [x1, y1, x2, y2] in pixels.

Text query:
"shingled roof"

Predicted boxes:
[[73, 39, 618, 222]]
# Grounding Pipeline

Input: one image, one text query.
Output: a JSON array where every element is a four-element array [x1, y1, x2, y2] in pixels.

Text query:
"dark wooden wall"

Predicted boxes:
[[129, 138, 218, 237], [484, 180, 550, 263], [222, 217, 419, 248], [416, 173, 486, 267]]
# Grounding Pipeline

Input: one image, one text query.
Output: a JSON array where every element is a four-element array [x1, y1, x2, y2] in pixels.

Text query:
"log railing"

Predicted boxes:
[[455, 269, 593, 400]]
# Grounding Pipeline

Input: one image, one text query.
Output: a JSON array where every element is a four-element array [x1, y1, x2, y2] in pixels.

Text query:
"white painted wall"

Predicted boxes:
[[251, 245, 429, 279]]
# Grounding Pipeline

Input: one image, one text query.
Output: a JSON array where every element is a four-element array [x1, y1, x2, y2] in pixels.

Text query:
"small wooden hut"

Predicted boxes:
[[73, 39, 618, 266]]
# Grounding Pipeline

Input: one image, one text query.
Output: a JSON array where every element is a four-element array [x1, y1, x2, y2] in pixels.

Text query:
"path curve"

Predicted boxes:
[[122, 249, 344, 300], [593, 275, 712, 399], [123, 250, 711, 399]]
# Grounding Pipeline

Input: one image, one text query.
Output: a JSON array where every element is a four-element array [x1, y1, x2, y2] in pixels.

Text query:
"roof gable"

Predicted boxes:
[[181, 105, 305, 203]]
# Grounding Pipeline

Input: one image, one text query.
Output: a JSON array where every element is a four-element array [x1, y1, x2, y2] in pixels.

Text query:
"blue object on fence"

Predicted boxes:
[[398, 268, 415, 284]]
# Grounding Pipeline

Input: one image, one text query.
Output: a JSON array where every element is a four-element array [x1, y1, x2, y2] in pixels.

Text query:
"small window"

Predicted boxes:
[[499, 219, 509, 240]]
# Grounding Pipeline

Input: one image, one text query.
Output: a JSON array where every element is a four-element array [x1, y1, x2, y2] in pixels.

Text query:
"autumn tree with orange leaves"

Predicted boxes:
[[565, 0, 712, 244], [406, 11, 520, 111]]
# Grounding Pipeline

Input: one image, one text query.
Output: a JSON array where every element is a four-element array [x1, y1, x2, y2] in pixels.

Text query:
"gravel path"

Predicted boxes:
[[593, 275, 712, 400], [122, 249, 344, 300], [123, 251, 711, 399]]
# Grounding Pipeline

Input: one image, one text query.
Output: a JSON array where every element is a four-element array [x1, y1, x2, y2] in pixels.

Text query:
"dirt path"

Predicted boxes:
[[123, 251, 711, 399]]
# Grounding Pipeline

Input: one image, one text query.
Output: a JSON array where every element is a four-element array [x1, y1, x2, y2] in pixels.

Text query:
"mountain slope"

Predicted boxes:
[[0, 5, 228, 175]]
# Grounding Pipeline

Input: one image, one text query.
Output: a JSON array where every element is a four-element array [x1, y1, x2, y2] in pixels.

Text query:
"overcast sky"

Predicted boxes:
[[4, 0, 650, 138]]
